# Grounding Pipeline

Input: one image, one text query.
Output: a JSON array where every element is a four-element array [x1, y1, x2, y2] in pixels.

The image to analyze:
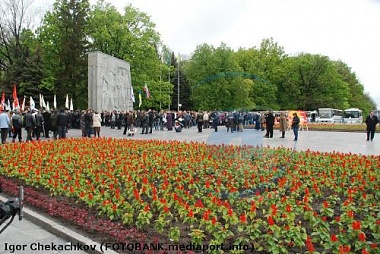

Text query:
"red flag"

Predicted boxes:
[[143, 83, 150, 99], [0, 91, 5, 110], [13, 84, 19, 109]]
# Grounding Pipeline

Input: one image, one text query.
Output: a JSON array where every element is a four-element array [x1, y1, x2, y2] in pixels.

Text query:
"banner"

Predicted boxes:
[[12, 84, 19, 109], [53, 94, 57, 109], [21, 96, 26, 111], [138, 93, 142, 107], [69, 98, 73, 111], [144, 83, 150, 98], [30, 96, 35, 110], [131, 86, 135, 103], [65, 94, 69, 109], [1, 91, 5, 110]]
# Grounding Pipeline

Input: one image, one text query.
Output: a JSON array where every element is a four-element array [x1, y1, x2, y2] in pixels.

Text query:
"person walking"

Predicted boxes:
[[279, 112, 287, 138], [11, 110, 23, 142], [50, 110, 58, 140], [34, 110, 44, 141], [56, 109, 70, 139], [196, 111, 204, 132], [23, 109, 36, 142], [291, 112, 300, 141], [92, 111, 102, 138], [0, 109, 10, 144], [365, 111, 378, 141]]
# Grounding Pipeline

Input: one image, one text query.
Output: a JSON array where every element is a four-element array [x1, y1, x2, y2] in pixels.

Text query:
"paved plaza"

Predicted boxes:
[[1, 126, 378, 254], [66, 125, 379, 155]]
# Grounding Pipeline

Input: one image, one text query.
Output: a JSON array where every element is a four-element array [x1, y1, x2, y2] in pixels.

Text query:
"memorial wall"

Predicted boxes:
[[88, 51, 134, 112]]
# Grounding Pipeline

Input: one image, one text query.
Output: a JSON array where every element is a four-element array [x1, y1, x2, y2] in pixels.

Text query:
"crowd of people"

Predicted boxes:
[[0, 107, 377, 144]]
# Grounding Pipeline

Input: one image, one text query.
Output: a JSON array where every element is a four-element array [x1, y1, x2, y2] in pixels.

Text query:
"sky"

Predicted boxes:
[[39, 0, 380, 108]]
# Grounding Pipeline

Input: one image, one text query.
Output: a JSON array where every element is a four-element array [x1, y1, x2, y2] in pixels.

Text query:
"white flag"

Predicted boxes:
[[30, 96, 35, 110], [21, 96, 26, 111], [41, 94, 46, 108], [7, 99, 11, 111], [39, 93, 43, 108], [69, 98, 73, 111], [46, 101, 50, 111], [65, 94, 69, 109], [131, 86, 135, 103], [53, 94, 57, 109]]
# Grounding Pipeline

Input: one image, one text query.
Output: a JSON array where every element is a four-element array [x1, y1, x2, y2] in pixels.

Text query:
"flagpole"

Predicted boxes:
[[177, 52, 180, 112]]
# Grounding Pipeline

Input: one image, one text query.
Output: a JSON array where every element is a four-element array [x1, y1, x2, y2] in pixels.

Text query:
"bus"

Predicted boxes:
[[316, 108, 343, 123], [374, 110, 380, 118], [343, 108, 363, 123]]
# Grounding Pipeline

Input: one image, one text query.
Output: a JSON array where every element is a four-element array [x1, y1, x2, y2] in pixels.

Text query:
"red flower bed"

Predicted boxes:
[[0, 138, 379, 253]]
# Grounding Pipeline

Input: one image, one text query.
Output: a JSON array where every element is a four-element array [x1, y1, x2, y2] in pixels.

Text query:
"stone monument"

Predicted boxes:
[[88, 51, 134, 112]]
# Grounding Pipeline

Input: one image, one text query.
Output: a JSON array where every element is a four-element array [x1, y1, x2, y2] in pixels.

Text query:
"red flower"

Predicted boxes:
[[203, 211, 210, 221], [250, 201, 256, 212], [306, 235, 315, 252], [211, 217, 217, 225], [271, 204, 277, 216], [286, 204, 291, 212], [352, 220, 361, 230], [144, 204, 150, 212], [133, 189, 140, 200], [323, 200, 329, 208], [358, 232, 366, 241], [348, 210, 354, 218], [195, 199, 204, 208], [239, 213, 247, 223], [331, 234, 338, 242], [361, 249, 369, 254], [268, 215, 275, 226], [188, 209, 194, 218], [339, 245, 350, 253], [163, 205, 169, 213]]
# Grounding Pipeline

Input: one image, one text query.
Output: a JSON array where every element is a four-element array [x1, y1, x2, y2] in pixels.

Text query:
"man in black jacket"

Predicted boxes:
[[265, 111, 275, 138], [35, 110, 44, 141], [23, 110, 36, 142], [42, 110, 51, 138], [57, 109, 70, 139], [365, 111, 379, 141]]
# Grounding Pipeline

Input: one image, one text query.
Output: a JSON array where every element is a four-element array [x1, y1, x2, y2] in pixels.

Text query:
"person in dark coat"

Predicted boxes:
[[255, 113, 261, 130], [57, 109, 70, 139], [211, 111, 219, 132], [42, 110, 51, 138], [11, 110, 23, 142], [196, 111, 203, 132], [365, 111, 378, 141], [34, 110, 44, 141], [50, 110, 58, 140], [291, 112, 300, 141], [265, 111, 275, 138], [23, 110, 36, 142], [148, 110, 154, 133], [84, 110, 92, 137], [166, 111, 173, 131], [140, 111, 149, 134]]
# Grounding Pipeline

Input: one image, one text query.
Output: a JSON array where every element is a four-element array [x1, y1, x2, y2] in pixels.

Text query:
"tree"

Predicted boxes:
[[185, 43, 252, 110], [282, 53, 350, 110], [0, 0, 45, 100], [37, 0, 90, 109], [334, 60, 376, 115]]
